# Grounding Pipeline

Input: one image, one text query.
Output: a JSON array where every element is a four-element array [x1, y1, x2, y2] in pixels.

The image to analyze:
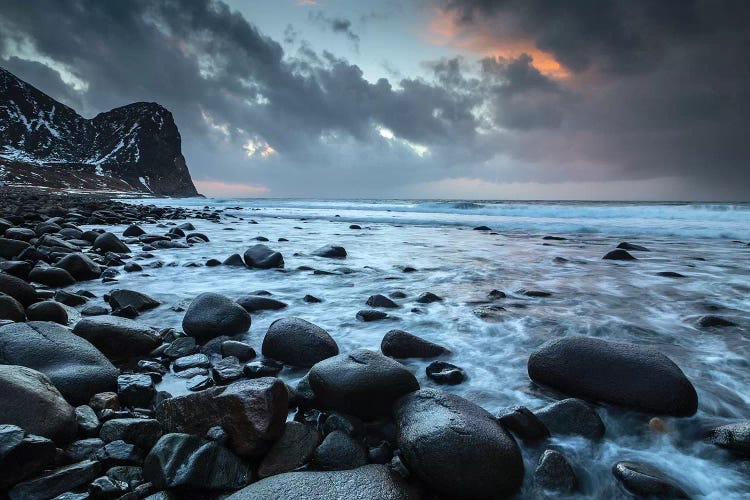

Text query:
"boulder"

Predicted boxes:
[[123, 225, 145, 237], [381, 330, 448, 359], [0, 365, 77, 443], [603, 249, 637, 261], [534, 449, 577, 494], [697, 315, 737, 328], [257, 421, 321, 478], [93, 232, 131, 254], [226, 465, 418, 500], [156, 377, 288, 457], [528, 336, 698, 416], [182, 292, 251, 340], [0, 272, 37, 306], [0, 293, 25, 322], [612, 461, 689, 498], [221, 340, 256, 361], [617, 242, 650, 252], [416, 292, 442, 304], [0, 321, 118, 404], [535, 398, 605, 439], [308, 349, 419, 418], [55, 253, 103, 281], [706, 422, 750, 456], [312, 244, 347, 259], [366, 294, 399, 308], [313, 430, 367, 470], [143, 433, 250, 491], [395, 389, 524, 498], [496, 406, 550, 443], [243, 244, 284, 269], [8, 460, 101, 500], [25, 300, 68, 324], [356, 309, 388, 322], [425, 361, 466, 385], [73, 316, 161, 359], [28, 265, 76, 287], [0, 237, 30, 259], [117, 374, 156, 408], [262, 317, 339, 367], [107, 290, 160, 312], [223, 253, 246, 266], [236, 295, 287, 312], [100, 418, 162, 449], [0, 428, 57, 489]]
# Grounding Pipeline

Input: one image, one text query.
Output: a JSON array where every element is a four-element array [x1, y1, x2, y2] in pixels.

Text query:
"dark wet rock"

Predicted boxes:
[[349, 224, 361, 230], [535, 398, 605, 440], [321, 413, 363, 437], [8, 460, 101, 500], [534, 449, 577, 494], [303, 294, 322, 303], [182, 292, 251, 340], [227, 464, 418, 500], [603, 249, 637, 260], [258, 421, 321, 478], [314, 430, 367, 470], [389, 291, 408, 299], [368, 441, 393, 464], [223, 253, 246, 266], [54, 290, 88, 306], [0, 272, 37, 306], [107, 290, 160, 312], [415, 292, 442, 303], [243, 359, 283, 379], [381, 329, 448, 359], [29, 265, 76, 287], [100, 418, 162, 449], [236, 295, 287, 312], [123, 225, 146, 237], [488, 289, 507, 299], [94, 440, 145, 468], [308, 349, 419, 418], [123, 262, 142, 272], [186, 232, 209, 243], [65, 438, 105, 462], [117, 374, 156, 408], [205, 258, 221, 266], [528, 336, 698, 416], [473, 225, 491, 231], [187, 374, 214, 391], [163, 337, 196, 359], [93, 233, 131, 254], [356, 309, 389, 322], [25, 300, 68, 324], [4, 227, 36, 242], [0, 321, 118, 404], [657, 271, 686, 278], [395, 388, 524, 498], [243, 244, 284, 269], [212, 356, 243, 385], [425, 361, 466, 385], [0, 237, 30, 259], [473, 304, 506, 321], [221, 340, 256, 361], [617, 242, 651, 252], [75, 405, 100, 437], [516, 289, 552, 298], [0, 427, 57, 489], [106, 465, 145, 489], [0, 260, 32, 280], [173, 353, 210, 372], [73, 316, 161, 360], [366, 294, 400, 308], [262, 317, 339, 367], [497, 406, 550, 443], [0, 293, 25, 322], [612, 461, 689, 498], [55, 253, 103, 281], [143, 433, 249, 491], [111, 305, 139, 318], [155, 377, 288, 457], [706, 422, 750, 456], [0, 365, 77, 443], [89, 392, 122, 412], [312, 244, 347, 259], [89, 475, 128, 498], [697, 315, 737, 328]]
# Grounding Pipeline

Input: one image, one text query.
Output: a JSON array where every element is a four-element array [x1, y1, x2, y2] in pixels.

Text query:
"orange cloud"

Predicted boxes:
[[194, 180, 270, 198], [427, 8, 569, 79]]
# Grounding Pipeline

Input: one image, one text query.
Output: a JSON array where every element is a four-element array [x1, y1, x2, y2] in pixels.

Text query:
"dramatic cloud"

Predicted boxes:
[[0, 0, 748, 199]]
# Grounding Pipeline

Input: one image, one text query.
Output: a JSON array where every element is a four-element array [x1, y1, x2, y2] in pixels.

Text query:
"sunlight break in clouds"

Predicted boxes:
[[243, 138, 276, 159], [193, 179, 270, 197]]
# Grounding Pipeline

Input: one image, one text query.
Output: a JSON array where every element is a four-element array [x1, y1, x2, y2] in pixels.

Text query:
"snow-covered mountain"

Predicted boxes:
[[0, 67, 199, 196]]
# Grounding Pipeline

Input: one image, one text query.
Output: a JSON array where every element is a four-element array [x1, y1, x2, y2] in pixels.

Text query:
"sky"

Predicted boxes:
[[0, 0, 748, 200]]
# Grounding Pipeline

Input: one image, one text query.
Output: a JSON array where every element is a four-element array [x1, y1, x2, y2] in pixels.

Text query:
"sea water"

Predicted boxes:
[[83, 199, 750, 498]]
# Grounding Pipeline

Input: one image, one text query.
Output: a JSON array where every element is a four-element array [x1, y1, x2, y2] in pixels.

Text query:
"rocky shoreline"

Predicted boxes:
[[0, 187, 746, 499]]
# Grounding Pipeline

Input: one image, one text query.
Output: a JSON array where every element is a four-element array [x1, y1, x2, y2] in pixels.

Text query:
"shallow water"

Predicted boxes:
[[79, 199, 750, 498]]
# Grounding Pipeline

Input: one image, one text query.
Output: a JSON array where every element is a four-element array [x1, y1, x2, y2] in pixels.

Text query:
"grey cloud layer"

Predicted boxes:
[[0, 0, 748, 198]]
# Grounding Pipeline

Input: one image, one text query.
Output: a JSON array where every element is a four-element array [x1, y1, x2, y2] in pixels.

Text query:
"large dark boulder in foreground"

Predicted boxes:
[[528, 336, 698, 416], [312, 244, 347, 259], [0, 365, 77, 444], [381, 329, 448, 359], [395, 389, 524, 498], [262, 317, 339, 367], [25, 300, 68, 324], [243, 244, 284, 269], [309, 349, 419, 419], [0, 321, 118, 404], [0, 426, 57, 490], [0, 272, 37, 306], [144, 433, 250, 491], [227, 464, 419, 500], [73, 316, 161, 360], [156, 377, 287, 457], [612, 461, 689, 498], [182, 292, 251, 340]]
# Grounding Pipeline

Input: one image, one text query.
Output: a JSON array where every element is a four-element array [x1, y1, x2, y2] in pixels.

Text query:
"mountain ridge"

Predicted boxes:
[[0, 66, 199, 196]]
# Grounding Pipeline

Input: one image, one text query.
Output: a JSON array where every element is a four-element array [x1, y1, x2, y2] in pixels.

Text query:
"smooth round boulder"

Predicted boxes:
[[243, 244, 284, 269], [0, 365, 77, 443], [612, 461, 689, 498], [395, 388, 524, 498], [226, 464, 419, 500], [262, 317, 339, 367], [0, 237, 30, 259], [236, 295, 287, 312], [55, 253, 103, 281], [123, 225, 145, 237], [0, 293, 25, 322], [25, 300, 68, 324], [73, 316, 161, 359], [182, 292, 251, 340], [535, 398, 605, 439], [0, 272, 37, 306], [312, 244, 347, 259], [93, 232, 131, 254], [528, 336, 698, 416], [0, 321, 118, 404], [308, 349, 419, 418], [28, 265, 76, 288], [313, 430, 367, 470], [107, 289, 160, 312], [706, 422, 750, 456], [603, 249, 637, 261], [381, 329, 448, 359]]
